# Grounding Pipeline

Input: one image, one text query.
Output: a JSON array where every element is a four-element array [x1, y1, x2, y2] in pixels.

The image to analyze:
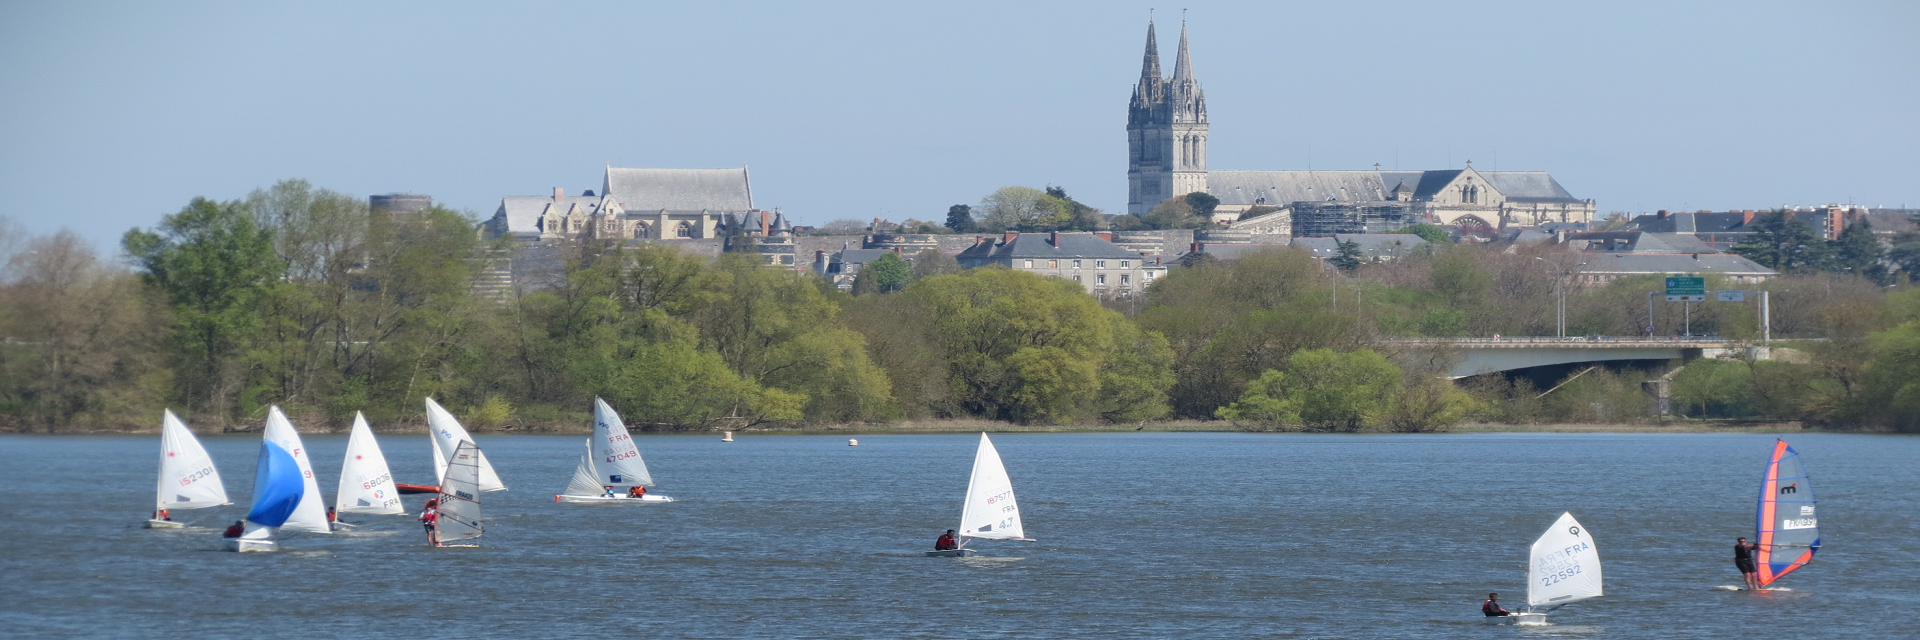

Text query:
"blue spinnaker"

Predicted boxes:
[[246, 441, 305, 527]]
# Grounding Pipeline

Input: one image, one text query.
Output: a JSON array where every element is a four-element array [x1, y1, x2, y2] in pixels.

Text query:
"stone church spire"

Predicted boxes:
[[1129, 21, 1166, 127], [1126, 19, 1208, 215], [1168, 21, 1206, 124]]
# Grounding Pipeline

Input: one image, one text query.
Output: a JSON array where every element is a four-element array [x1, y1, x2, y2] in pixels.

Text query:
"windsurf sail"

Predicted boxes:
[[437, 441, 484, 543], [156, 409, 229, 511], [591, 398, 653, 487], [958, 433, 1028, 541], [336, 412, 404, 515], [1527, 512, 1603, 609], [1755, 439, 1819, 586], [424, 397, 505, 492]]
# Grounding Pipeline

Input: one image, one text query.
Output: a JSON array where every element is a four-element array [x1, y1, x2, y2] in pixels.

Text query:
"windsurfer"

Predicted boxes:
[[1481, 593, 1511, 617], [222, 521, 244, 538], [420, 499, 440, 547], [935, 529, 959, 551], [1734, 537, 1761, 590]]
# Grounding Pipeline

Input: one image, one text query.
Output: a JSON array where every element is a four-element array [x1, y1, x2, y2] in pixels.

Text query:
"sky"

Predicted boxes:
[[2, 1, 1916, 251]]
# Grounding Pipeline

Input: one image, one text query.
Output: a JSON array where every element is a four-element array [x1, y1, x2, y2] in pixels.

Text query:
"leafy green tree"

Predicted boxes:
[[1183, 192, 1220, 219], [1237, 205, 1282, 221], [945, 204, 973, 232], [1889, 230, 1920, 283], [1141, 197, 1207, 229], [852, 251, 913, 295], [1095, 315, 1176, 421], [122, 197, 280, 417], [1330, 239, 1363, 271], [0, 230, 165, 430], [1045, 186, 1107, 231], [1397, 223, 1451, 244], [911, 248, 961, 280], [1829, 218, 1886, 283], [977, 186, 1057, 232], [1216, 348, 1401, 431], [1731, 211, 1833, 275]]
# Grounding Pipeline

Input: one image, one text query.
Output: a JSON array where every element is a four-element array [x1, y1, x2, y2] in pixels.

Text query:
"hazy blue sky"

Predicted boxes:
[[3, 1, 1915, 250]]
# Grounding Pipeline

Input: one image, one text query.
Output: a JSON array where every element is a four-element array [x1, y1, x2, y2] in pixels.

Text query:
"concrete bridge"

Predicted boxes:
[[1387, 337, 1785, 379]]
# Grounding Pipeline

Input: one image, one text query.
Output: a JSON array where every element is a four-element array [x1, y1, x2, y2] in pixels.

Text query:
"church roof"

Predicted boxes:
[[603, 167, 753, 212], [1206, 171, 1391, 206], [1482, 171, 1583, 203], [492, 193, 615, 236]]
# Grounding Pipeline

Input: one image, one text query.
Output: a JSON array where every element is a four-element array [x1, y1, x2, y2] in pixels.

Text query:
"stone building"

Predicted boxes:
[[1125, 22, 1595, 230], [957, 231, 1168, 298], [484, 166, 759, 241]]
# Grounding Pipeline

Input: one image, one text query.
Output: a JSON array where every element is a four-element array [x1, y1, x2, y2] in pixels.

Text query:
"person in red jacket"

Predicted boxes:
[[419, 499, 440, 547], [934, 529, 959, 551], [221, 521, 244, 538], [1482, 593, 1511, 617]]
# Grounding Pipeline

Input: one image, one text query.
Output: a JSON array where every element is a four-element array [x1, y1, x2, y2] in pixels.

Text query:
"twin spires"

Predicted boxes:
[[1129, 20, 1206, 126]]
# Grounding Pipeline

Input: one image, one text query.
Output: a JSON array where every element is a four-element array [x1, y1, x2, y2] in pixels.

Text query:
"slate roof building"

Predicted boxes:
[[957, 232, 1167, 298], [1624, 207, 1860, 251], [1125, 21, 1595, 230], [484, 166, 759, 242]]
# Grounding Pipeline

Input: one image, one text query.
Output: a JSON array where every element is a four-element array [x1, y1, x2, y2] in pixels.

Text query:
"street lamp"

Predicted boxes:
[[1536, 257, 1588, 338]]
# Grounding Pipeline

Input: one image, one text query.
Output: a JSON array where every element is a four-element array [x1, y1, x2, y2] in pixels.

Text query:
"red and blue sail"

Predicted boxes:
[[1755, 439, 1819, 586]]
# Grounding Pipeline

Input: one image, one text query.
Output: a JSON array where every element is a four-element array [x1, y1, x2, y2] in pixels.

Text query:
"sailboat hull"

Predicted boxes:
[[224, 537, 276, 552], [923, 549, 977, 557], [144, 519, 185, 529], [553, 493, 675, 504], [1513, 613, 1549, 625]]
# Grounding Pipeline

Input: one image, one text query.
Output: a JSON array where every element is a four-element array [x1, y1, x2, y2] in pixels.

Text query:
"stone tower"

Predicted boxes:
[[1127, 21, 1208, 215]]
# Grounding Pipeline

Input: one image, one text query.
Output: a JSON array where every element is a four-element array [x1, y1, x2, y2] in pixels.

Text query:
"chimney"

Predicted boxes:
[[760, 210, 771, 236], [1003, 231, 1017, 244], [1656, 209, 1668, 219], [975, 236, 987, 246], [1096, 231, 1113, 242], [1190, 241, 1201, 253], [894, 247, 903, 255], [1692, 253, 1700, 261], [1742, 210, 1756, 226], [1050, 231, 1060, 246], [553, 187, 564, 202]]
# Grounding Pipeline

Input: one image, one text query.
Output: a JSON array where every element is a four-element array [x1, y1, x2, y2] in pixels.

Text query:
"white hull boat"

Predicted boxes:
[[148, 409, 230, 528], [926, 433, 1032, 557], [144, 519, 186, 530], [1514, 512, 1603, 623], [554, 493, 675, 504], [922, 548, 977, 558], [554, 399, 672, 504], [228, 406, 331, 552]]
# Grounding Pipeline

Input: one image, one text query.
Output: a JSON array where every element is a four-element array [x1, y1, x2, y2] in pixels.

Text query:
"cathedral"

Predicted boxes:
[[1126, 22, 1595, 232]]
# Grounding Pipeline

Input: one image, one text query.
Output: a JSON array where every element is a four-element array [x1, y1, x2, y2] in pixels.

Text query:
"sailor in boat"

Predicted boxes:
[[627, 486, 646, 499], [1734, 537, 1761, 590], [1481, 593, 1512, 618], [934, 530, 959, 552], [603, 485, 617, 498], [222, 521, 244, 538], [153, 509, 171, 523], [419, 499, 440, 547]]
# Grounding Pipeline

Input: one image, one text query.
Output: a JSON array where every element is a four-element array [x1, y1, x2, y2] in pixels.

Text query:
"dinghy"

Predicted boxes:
[[423, 397, 506, 493], [334, 412, 405, 529], [1510, 511, 1602, 625], [1754, 439, 1819, 588], [147, 410, 230, 528], [554, 398, 673, 503], [926, 433, 1032, 557], [227, 406, 330, 552], [435, 441, 485, 547]]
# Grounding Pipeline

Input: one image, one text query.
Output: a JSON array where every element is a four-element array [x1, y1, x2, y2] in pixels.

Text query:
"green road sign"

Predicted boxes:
[[1665, 276, 1705, 296]]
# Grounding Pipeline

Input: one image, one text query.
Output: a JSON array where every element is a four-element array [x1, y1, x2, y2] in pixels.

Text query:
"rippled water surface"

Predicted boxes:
[[2, 431, 1917, 638]]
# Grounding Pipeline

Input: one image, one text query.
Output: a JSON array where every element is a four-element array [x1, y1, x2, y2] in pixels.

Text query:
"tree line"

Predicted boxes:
[[4, 180, 1917, 432]]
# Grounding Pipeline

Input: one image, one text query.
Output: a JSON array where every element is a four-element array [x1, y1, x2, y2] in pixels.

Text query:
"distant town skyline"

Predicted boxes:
[[3, 1, 1916, 251]]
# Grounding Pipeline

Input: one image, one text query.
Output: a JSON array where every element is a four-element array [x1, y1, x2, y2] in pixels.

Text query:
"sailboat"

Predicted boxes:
[[412, 397, 506, 494], [147, 409, 230, 528], [227, 406, 331, 552], [1509, 511, 1603, 625], [435, 441, 485, 547], [926, 433, 1033, 557], [333, 412, 405, 529], [554, 398, 674, 503], [1754, 439, 1819, 588]]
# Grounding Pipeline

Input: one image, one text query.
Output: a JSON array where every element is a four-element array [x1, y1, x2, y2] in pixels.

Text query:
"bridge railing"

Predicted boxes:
[[1386, 336, 1741, 346]]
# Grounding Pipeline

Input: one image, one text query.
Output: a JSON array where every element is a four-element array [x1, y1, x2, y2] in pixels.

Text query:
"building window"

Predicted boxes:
[[1096, 260, 1107, 269], [1048, 260, 1058, 269], [1072, 275, 1081, 282], [1145, 271, 1156, 280], [1073, 260, 1082, 268], [676, 222, 692, 238], [1120, 260, 1130, 268], [1023, 260, 1034, 269], [781, 255, 793, 265], [1121, 274, 1130, 285], [1097, 274, 1106, 285]]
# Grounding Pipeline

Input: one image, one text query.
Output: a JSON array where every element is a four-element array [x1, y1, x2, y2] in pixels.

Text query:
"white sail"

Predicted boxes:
[[958, 433, 1026, 541], [430, 435, 446, 485], [336, 412, 404, 515], [437, 440, 484, 543], [424, 397, 505, 492], [1527, 512, 1603, 608], [591, 397, 653, 487], [156, 409, 229, 511], [562, 440, 605, 497], [262, 406, 331, 534]]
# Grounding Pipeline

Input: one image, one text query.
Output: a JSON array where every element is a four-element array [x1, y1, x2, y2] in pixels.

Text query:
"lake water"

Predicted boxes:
[[1, 431, 1916, 638]]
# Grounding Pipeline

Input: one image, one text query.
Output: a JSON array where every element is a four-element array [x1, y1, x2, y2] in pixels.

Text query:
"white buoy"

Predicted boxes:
[[722, 431, 734, 442], [848, 438, 859, 447]]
